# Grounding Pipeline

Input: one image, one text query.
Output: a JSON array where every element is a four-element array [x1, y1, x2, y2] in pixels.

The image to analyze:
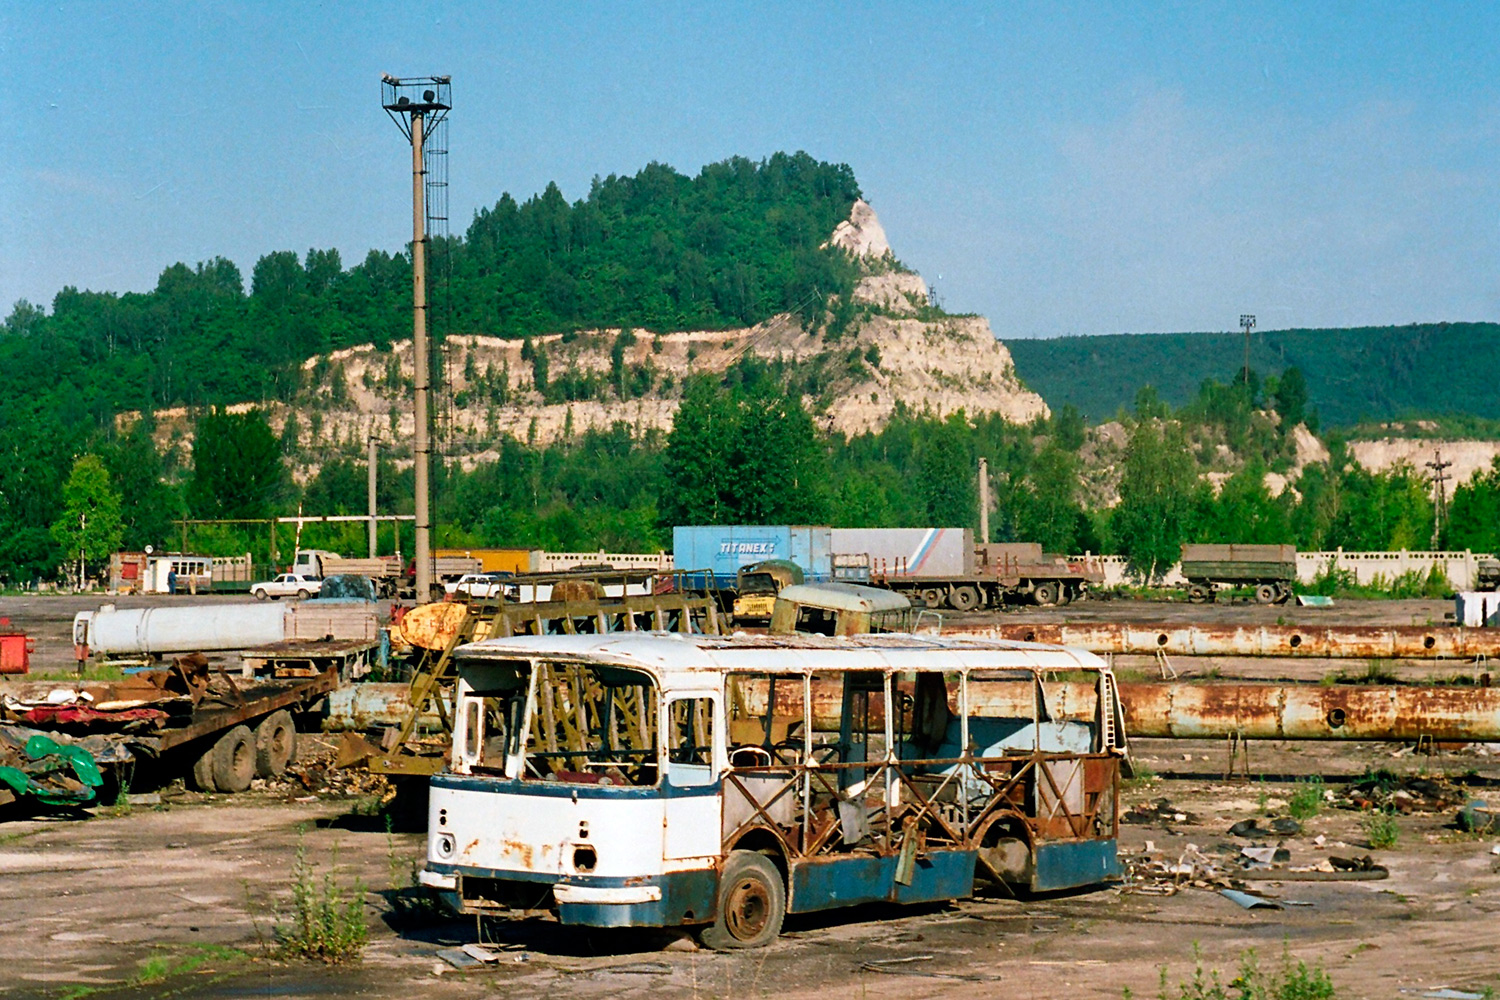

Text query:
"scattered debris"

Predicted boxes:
[[0, 725, 105, 807], [1124, 798, 1199, 826], [1344, 770, 1466, 814], [1219, 888, 1283, 910], [1456, 800, 1499, 833]]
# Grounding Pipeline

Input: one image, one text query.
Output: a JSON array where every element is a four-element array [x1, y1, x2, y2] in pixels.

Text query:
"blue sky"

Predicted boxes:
[[3, 2, 1497, 338]]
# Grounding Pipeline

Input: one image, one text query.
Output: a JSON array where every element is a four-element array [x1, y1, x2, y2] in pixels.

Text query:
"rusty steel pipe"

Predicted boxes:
[[739, 676, 1500, 742], [948, 622, 1500, 659], [1116, 681, 1500, 741]]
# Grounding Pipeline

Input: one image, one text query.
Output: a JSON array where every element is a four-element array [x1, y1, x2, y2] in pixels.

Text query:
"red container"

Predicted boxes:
[[0, 632, 33, 674]]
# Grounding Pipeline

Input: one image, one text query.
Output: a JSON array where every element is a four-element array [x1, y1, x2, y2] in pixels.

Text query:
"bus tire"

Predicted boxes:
[[211, 725, 256, 793], [701, 850, 785, 950], [254, 710, 296, 778]]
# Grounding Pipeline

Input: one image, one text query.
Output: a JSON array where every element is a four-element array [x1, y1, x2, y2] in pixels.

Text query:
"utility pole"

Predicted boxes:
[[1427, 448, 1453, 548], [382, 75, 450, 602], [1239, 314, 1256, 391], [367, 434, 380, 558], [978, 457, 990, 544]]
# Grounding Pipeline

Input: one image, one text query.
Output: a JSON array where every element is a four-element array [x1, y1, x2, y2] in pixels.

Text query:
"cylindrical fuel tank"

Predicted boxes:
[[77, 603, 289, 655]]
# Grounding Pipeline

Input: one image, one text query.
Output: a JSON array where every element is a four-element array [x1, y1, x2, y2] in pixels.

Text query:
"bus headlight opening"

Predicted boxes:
[[434, 833, 456, 860]]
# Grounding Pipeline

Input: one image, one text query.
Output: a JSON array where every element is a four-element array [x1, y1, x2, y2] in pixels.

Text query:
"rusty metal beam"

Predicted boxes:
[[948, 622, 1500, 659]]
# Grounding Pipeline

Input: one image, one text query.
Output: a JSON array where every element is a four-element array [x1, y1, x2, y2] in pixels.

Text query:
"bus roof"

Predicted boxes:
[[453, 631, 1108, 690], [776, 582, 911, 613]]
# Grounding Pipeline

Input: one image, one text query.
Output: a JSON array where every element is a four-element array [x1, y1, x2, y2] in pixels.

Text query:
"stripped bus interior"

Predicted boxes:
[[424, 633, 1127, 947]]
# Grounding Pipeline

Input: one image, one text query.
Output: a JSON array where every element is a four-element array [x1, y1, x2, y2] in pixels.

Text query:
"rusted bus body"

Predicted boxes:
[[421, 633, 1127, 948], [955, 622, 1500, 659]]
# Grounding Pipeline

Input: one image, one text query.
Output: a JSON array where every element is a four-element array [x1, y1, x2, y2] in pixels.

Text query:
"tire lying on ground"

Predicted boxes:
[[254, 709, 296, 778], [211, 725, 256, 793]]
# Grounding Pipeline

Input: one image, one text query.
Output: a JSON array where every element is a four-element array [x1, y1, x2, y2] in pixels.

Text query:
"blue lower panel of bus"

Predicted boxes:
[[788, 849, 976, 914], [557, 869, 719, 929], [1032, 839, 1122, 892]]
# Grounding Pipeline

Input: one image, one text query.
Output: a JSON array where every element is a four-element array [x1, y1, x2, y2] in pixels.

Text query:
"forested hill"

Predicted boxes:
[[0, 152, 861, 422], [1007, 322, 1500, 428]]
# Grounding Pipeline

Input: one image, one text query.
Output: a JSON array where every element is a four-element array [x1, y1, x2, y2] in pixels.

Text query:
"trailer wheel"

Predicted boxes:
[[211, 725, 256, 793], [190, 744, 217, 792], [1033, 581, 1060, 606], [701, 850, 785, 950], [1254, 583, 1278, 605], [920, 588, 945, 609], [1187, 584, 1211, 603], [254, 710, 296, 778], [949, 585, 981, 612]]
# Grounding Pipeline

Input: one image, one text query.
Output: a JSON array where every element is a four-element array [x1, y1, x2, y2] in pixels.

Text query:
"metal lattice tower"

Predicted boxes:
[[381, 74, 450, 602]]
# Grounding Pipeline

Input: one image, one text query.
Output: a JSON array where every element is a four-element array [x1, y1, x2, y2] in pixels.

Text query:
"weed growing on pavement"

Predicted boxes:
[[1361, 809, 1399, 849], [277, 831, 368, 963], [1287, 776, 1325, 821], [1138, 943, 1337, 1000], [1124, 763, 1157, 789]]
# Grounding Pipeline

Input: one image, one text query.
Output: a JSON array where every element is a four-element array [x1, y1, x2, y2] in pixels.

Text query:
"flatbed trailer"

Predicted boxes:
[[1180, 544, 1297, 604], [873, 543, 1103, 611]]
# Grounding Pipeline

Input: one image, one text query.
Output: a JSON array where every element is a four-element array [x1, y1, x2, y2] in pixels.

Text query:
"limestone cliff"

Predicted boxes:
[[124, 200, 1049, 478]]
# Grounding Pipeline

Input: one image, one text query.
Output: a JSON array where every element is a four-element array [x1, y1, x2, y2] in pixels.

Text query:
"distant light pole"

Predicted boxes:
[[1239, 314, 1256, 390]]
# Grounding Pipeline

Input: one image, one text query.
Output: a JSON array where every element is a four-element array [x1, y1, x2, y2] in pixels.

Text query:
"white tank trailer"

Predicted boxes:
[[73, 601, 379, 658]]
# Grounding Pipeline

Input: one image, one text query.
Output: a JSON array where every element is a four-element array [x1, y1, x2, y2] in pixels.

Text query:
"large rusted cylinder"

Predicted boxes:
[[740, 676, 1500, 741], [1116, 682, 1500, 741], [949, 622, 1500, 659]]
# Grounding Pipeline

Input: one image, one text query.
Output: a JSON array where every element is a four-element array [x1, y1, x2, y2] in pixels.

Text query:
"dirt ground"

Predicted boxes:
[[2, 593, 1498, 999]]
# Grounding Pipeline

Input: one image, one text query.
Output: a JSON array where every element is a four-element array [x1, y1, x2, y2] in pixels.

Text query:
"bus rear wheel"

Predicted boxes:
[[702, 850, 784, 950]]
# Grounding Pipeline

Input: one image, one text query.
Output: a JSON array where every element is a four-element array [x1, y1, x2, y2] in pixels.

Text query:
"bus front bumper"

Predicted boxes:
[[423, 862, 716, 928]]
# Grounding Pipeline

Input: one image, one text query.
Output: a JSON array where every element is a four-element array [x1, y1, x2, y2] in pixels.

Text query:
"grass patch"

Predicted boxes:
[[1128, 943, 1337, 1000], [58, 944, 248, 1000], [1361, 810, 1400, 849], [1125, 762, 1157, 789], [1287, 776, 1325, 821], [276, 832, 369, 963]]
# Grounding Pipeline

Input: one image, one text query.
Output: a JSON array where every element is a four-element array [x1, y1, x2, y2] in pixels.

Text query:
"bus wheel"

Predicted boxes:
[[702, 850, 785, 950]]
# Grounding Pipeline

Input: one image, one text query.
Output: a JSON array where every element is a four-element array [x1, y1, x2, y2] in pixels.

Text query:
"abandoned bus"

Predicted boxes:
[[420, 632, 1127, 948]]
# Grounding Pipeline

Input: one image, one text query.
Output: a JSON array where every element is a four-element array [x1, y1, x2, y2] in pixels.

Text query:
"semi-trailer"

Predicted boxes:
[[673, 526, 1099, 609]]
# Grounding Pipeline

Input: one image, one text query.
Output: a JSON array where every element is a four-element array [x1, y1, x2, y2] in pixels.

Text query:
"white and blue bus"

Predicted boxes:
[[421, 631, 1127, 948]]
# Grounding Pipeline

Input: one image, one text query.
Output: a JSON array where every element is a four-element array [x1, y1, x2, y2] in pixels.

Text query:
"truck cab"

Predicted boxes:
[[291, 549, 341, 580], [732, 560, 805, 623]]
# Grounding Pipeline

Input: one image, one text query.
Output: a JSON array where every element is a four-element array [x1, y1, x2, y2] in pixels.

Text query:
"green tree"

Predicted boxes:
[[101, 421, 177, 550], [188, 408, 287, 519], [1012, 444, 1087, 552], [1447, 457, 1500, 551], [917, 415, 975, 527], [660, 377, 829, 525], [1110, 421, 1198, 578], [1273, 366, 1308, 427], [1194, 461, 1292, 544], [50, 455, 124, 570]]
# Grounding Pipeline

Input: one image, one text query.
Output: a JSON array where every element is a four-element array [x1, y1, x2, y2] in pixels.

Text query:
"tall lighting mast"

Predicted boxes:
[[381, 74, 450, 602]]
